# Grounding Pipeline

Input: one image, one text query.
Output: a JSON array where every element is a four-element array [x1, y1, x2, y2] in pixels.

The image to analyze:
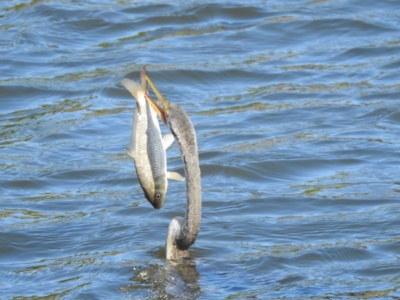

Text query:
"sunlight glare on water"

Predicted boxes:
[[1, 0, 400, 298]]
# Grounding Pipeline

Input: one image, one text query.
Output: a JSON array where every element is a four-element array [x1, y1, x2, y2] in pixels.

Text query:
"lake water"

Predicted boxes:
[[1, 0, 400, 299]]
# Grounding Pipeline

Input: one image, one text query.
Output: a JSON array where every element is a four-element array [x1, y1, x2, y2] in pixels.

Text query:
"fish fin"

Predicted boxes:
[[121, 78, 142, 112], [140, 66, 147, 91], [163, 133, 174, 150], [121, 78, 142, 95], [124, 148, 135, 160], [167, 171, 185, 181]]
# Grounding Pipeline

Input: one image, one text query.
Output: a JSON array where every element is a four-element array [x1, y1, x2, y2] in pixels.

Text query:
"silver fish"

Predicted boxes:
[[121, 67, 184, 209]]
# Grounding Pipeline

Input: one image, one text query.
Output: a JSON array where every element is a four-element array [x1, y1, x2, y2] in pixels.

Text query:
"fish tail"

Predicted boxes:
[[121, 78, 143, 100], [140, 66, 147, 91]]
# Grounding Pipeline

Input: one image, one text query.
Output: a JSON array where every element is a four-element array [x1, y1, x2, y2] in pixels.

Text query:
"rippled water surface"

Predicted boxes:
[[1, 0, 400, 299]]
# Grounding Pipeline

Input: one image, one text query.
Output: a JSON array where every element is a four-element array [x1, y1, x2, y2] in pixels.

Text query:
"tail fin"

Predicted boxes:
[[121, 66, 148, 100], [140, 66, 147, 91], [121, 78, 142, 100]]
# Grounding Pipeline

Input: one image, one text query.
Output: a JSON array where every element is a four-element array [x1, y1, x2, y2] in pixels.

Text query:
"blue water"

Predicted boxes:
[[1, 1, 400, 299]]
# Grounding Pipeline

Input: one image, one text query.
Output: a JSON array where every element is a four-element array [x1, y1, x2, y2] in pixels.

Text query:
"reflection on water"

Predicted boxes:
[[1, 0, 400, 298], [124, 259, 201, 299]]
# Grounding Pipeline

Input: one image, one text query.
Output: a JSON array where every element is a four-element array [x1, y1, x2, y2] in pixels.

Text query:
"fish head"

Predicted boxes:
[[145, 174, 168, 209]]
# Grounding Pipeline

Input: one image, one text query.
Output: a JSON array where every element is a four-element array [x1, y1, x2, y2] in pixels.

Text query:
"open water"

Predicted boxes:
[[1, 0, 400, 299]]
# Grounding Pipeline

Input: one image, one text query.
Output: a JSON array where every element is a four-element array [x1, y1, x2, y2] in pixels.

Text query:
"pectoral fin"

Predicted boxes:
[[124, 148, 135, 160], [163, 133, 174, 150], [167, 171, 185, 181]]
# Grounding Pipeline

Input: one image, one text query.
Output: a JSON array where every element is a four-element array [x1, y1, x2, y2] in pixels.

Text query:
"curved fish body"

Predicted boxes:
[[121, 67, 184, 209]]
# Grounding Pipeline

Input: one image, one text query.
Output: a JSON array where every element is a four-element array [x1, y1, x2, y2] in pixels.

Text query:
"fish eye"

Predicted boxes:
[[156, 193, 161, 200]]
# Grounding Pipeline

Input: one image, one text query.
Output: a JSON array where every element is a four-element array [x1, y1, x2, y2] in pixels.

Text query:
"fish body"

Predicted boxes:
[[121, 67, 184, 209]]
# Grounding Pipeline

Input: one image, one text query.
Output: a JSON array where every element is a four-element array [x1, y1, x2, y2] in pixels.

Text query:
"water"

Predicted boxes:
[[1, 0, 400, 298]]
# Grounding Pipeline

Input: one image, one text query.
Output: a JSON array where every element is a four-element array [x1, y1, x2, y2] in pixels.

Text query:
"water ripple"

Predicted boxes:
[[1, 0, 400, 298]]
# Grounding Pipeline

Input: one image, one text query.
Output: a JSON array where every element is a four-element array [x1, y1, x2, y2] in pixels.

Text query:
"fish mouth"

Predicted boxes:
[[144, 71, 170, 126], [149, 199, 163, 209]]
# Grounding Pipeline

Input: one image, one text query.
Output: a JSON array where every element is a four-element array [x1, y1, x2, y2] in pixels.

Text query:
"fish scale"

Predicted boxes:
[[121, 67, 184, 209], [145, 99, 165, 181]]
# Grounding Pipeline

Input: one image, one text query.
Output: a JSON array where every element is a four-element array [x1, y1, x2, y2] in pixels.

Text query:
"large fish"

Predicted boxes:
[[121, 67, 184, 209]]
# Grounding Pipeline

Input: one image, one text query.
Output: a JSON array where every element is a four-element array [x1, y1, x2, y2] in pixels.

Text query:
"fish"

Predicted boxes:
[[121, 66, 184, 209]]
